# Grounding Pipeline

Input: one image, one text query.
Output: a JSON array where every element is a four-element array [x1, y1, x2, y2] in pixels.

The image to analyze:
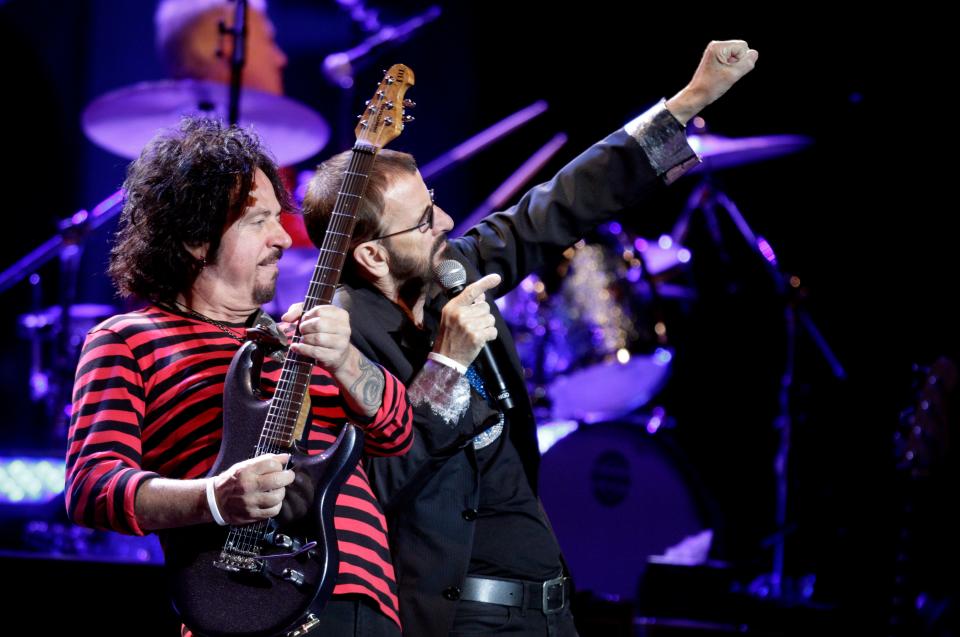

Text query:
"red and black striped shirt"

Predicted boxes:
[[65, 305, 413, 627]]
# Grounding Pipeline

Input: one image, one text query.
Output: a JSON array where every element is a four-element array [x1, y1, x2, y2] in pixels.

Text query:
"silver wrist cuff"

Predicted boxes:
[[624, 99, 701, 185], [409, 359, 472, 426]]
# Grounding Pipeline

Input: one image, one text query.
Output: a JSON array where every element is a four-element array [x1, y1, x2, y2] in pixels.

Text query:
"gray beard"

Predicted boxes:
[[387, 235, 447, 305], [385, 233, 447, 288]]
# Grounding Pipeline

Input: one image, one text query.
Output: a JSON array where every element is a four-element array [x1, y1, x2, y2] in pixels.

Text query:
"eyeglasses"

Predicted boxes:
[[364, 189, 434, 242]]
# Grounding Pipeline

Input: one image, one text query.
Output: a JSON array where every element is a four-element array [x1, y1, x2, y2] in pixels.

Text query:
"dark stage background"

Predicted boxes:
[[0, 2, 954, 635]]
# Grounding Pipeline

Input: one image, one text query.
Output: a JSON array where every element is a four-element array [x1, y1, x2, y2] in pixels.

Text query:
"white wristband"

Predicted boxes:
[[427, 352, 468, 375], [206, 477, 228, 526]]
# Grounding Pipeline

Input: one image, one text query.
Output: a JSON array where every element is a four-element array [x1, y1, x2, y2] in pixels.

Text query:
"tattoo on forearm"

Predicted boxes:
[[350, 354, 385, 409]]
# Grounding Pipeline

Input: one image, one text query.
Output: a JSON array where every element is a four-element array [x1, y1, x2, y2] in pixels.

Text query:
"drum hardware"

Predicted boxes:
[[674, 120, 842, 600]]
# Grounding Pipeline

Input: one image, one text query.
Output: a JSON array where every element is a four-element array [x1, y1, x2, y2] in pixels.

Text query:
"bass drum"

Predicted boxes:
[[538, 420, 715, 601]]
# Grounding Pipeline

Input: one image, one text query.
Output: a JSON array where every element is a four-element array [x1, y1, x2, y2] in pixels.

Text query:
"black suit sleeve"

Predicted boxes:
[[455, 128, 664, 296]]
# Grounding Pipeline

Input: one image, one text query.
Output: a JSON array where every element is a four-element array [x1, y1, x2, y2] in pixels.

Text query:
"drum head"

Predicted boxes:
[[538, 421, 712, 601], [547, 351, 672, 422]]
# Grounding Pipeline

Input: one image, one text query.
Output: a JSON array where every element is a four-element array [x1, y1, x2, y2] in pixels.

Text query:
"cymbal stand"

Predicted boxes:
[[673, 172, 845, 600], [0, 190, 125, 443]]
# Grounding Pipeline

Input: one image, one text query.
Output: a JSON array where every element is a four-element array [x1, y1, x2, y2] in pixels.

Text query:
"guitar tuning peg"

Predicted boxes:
[[403, 99, 416, 109], [403, 115, 415, 123], [384, 117, 394, 126]]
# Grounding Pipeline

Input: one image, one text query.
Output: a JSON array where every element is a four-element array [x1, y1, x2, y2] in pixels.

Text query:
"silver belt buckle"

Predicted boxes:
[[541, 576, 566, 615]]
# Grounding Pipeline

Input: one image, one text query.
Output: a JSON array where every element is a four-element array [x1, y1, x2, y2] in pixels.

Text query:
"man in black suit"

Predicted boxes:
[[293, 40, 758, 636]]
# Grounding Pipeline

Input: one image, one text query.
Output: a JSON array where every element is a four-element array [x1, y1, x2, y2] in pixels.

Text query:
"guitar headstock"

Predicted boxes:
[[354, 64, 416, 149]]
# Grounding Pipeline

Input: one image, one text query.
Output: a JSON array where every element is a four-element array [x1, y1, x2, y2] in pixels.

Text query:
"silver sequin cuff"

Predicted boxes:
[[624, 99, 701, 185], [472, 413, 504, 450], [408, 359, 472, 426]]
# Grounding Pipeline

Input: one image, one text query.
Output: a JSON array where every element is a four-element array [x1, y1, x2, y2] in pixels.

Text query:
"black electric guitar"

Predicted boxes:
[[163, 64, 415, 637]]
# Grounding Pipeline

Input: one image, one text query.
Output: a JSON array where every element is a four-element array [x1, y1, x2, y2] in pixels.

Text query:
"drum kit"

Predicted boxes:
[[493, 131, 818, 602], [1, 78, 332, 438], [3, 57, 816, 601], [499, 227, 693, 425]]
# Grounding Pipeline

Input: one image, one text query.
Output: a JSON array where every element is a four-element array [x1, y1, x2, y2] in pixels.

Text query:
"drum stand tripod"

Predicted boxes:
[[672, 175, 846, 600]]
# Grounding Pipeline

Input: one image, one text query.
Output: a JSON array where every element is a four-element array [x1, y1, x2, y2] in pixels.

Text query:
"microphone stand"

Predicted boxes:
[[322, 6, 441, 149], [220, 0, 249, 126]]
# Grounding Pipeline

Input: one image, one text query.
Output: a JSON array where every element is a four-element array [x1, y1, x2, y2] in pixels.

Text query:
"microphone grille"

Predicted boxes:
[[434, 259, 467, 290]]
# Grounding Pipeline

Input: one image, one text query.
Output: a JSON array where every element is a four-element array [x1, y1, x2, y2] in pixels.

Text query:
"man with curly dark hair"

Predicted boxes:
[[66, 117, 412, 636], [107, 117, 292, 303]]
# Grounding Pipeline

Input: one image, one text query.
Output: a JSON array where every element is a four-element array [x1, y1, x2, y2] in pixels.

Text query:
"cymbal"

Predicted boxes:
[[687, 133, 812, 172], [82, 79, 329, 165]]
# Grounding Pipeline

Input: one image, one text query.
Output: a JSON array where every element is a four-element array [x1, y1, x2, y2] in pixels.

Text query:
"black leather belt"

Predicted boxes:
[[461, 575, 570, 615]]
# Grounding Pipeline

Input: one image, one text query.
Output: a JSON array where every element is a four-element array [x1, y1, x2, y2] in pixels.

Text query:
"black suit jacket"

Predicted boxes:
[[337, 128, 674, 635]]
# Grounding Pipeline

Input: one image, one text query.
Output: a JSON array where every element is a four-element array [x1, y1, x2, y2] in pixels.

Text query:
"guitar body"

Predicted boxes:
[[164, 341, 363, 637]]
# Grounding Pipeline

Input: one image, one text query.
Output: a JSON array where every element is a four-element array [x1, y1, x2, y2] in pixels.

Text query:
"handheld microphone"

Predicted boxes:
[[434, 260, 514, 411]]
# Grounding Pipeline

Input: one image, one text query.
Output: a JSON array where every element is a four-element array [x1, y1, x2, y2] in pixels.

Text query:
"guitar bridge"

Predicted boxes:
[[214, 543, 263, 573]]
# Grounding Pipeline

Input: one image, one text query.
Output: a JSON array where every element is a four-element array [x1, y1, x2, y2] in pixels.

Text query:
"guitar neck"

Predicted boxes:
[[256, 63, 414, 452], [304, 143, 378, 311]]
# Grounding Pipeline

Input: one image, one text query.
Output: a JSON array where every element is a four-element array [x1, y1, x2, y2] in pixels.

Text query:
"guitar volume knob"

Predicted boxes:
[[282, 569, 305, 586]]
